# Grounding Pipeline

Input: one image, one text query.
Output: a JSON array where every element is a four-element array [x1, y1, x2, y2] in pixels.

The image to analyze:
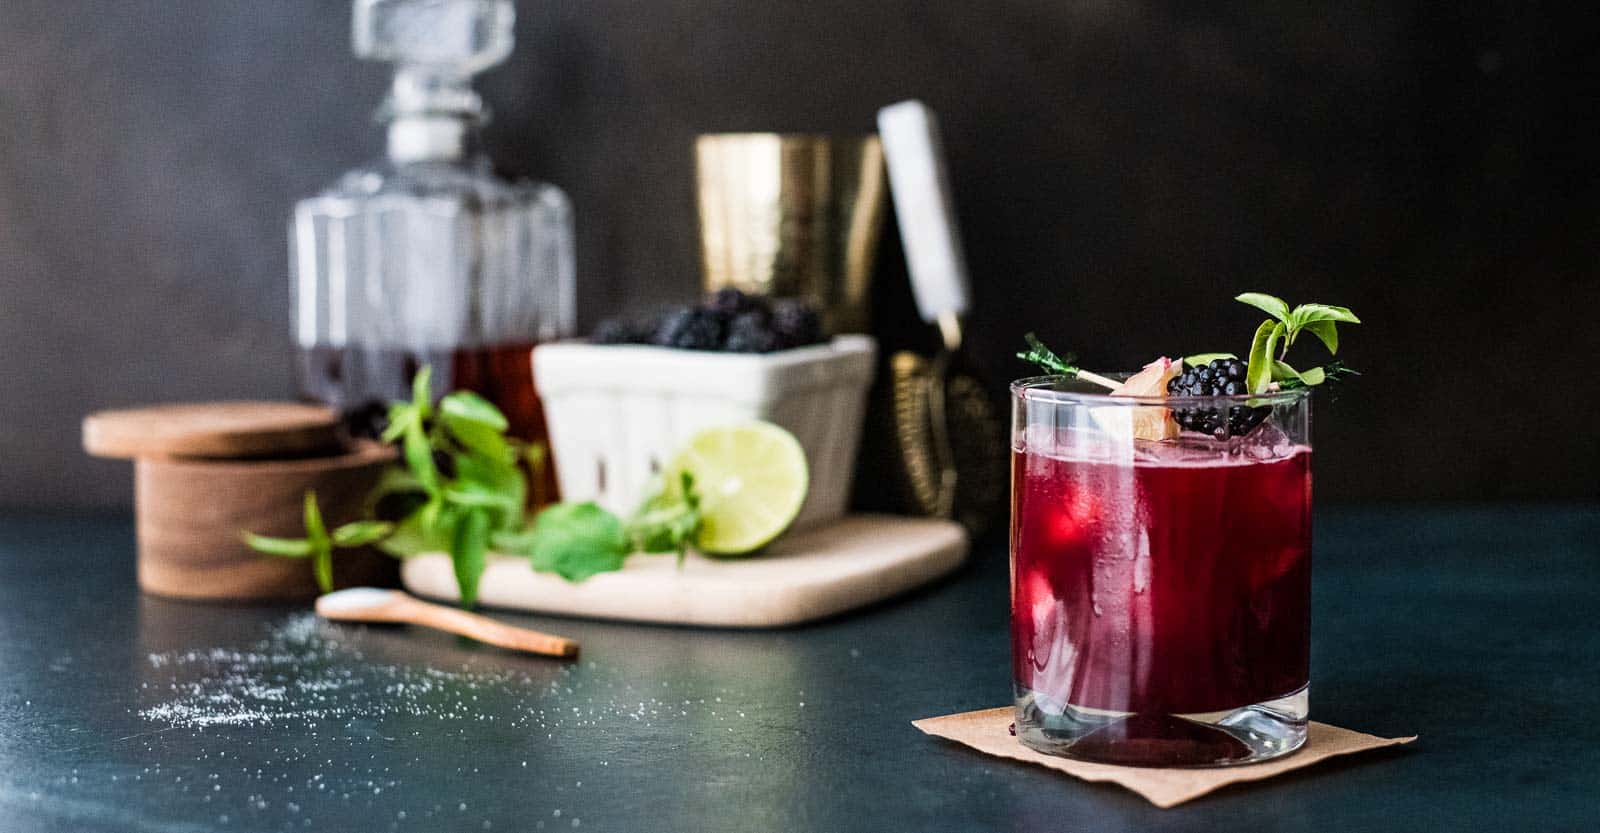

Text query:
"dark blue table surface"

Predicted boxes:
[[1, 507, 1596, 833]]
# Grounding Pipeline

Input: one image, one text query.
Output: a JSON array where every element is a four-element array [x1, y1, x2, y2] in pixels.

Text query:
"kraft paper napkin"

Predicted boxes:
[[913, 707, 1415, 808]]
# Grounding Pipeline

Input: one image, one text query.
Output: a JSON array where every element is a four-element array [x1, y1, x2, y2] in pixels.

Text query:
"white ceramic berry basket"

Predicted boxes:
[[532, 335, 876, 531]]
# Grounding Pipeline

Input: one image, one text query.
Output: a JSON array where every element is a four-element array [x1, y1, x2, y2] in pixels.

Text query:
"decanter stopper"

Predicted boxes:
[[353, 0, 516, 162]]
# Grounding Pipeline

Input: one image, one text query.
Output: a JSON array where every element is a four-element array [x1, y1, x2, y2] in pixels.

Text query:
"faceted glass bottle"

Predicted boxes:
[[291, 0, 574, 491]]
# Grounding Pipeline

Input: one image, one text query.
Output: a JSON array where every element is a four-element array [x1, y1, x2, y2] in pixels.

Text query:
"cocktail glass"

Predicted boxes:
[[1010, 375, 1312, 766]]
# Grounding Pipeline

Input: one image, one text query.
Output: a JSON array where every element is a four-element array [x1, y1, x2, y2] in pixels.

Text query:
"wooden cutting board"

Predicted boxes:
[[400, 514, 969, 628]]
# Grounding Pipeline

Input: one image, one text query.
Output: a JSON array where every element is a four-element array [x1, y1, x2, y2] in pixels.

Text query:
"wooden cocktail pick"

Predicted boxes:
[[315, 588, 579, 659]]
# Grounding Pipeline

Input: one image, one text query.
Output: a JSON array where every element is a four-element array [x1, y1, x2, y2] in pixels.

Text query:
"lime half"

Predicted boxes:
[[665, 421, 809, 556]]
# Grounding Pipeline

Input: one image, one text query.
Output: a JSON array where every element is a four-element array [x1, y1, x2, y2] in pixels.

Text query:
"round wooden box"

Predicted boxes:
[[85, 402, 398, 601]]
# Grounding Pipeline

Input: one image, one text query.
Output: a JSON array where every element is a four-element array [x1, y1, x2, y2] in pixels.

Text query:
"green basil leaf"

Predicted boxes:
[[241, 533, 314, 558], [313, 544, 334, 594], [303, 491, 329, 548], [1299, 366, 1327, 386], [628, 500, 700, 555], [443, 480, 520, 511], [1245, 319, 1283, 394], [626, 471, 703, 566], [1183, 352, 1237, 367], [453, 453, 524, 530], [522, 502, 628, 583], [380, 405, 413, 444], [1271, 360, 1304, 383], [680, 471, 700, 510], [451, 508, 490, 607], [536, 502, 626, 547], [417, 496, 445, 532], [403, 418, 439, 494], [378, 509, 448, 558], [1235, 293, 1291, 322], [458, 448, 521, 487], [1302, 319, 1339, 354], [446, 418, 513, 464], [440, 391, 509, 432], [411, 365, 434, 419], [332, 520, 394, 548], [489, 529, 535, 554], [1291, 303, 1360, 325]]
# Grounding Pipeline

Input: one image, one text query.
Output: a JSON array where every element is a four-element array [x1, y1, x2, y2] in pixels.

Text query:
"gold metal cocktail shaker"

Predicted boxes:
[[695, 134, 887, 334]]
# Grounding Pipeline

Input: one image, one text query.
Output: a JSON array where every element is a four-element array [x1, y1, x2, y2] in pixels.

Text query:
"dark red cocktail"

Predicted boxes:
[[1010, 377, 1313, 766]]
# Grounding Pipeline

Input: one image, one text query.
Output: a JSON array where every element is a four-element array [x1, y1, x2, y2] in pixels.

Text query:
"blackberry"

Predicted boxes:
[[771, 300, 823, 349], [343, 400, 390, 440], [1166, 358, 1268, 437], [652, 306, 727, 350], [723, 311, 781, 353], [590, 316, 652, 345], [707, 287, 769, 317]]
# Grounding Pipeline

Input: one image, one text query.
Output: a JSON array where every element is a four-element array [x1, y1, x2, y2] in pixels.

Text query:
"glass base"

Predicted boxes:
[[1013, 685, 1308, 767]]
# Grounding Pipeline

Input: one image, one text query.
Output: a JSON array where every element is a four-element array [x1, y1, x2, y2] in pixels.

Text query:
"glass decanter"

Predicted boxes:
[[291, 0, 574, 467]]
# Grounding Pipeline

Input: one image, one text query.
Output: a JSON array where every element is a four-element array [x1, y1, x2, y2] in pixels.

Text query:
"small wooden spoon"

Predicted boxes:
[[315, 588, 579, 659]]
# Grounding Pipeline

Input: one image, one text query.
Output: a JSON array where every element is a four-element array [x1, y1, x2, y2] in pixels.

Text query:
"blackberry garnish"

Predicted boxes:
[[1167, 358, 1267, 437], [724, 311, 781, 353], [771, 301, 823, 349], [653, 306, 727, 350]]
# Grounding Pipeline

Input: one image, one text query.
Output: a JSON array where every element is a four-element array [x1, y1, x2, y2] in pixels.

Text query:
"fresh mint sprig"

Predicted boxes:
[[1235, 293, 1360, 394], [494, 502, 628, 583], [247, 366, 715, 605], [625, 471, 704, 566], [1017, 333, 1120, 390], [371, 365, 707, 603], [243, 491, 393, 593], [374, 366, 528, 607], [491, 472, 704, 581]]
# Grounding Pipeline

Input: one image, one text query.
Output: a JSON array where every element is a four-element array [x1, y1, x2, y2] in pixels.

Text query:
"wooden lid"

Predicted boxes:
[[83, 401, 344, 460]]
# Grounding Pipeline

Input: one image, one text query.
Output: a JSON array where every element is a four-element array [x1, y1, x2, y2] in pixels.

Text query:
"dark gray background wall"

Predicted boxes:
[[2, 0, 1596, 509]]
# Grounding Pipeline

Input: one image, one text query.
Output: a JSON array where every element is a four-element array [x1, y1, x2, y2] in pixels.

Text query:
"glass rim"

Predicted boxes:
[[1010, 374, 1313, 407]]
